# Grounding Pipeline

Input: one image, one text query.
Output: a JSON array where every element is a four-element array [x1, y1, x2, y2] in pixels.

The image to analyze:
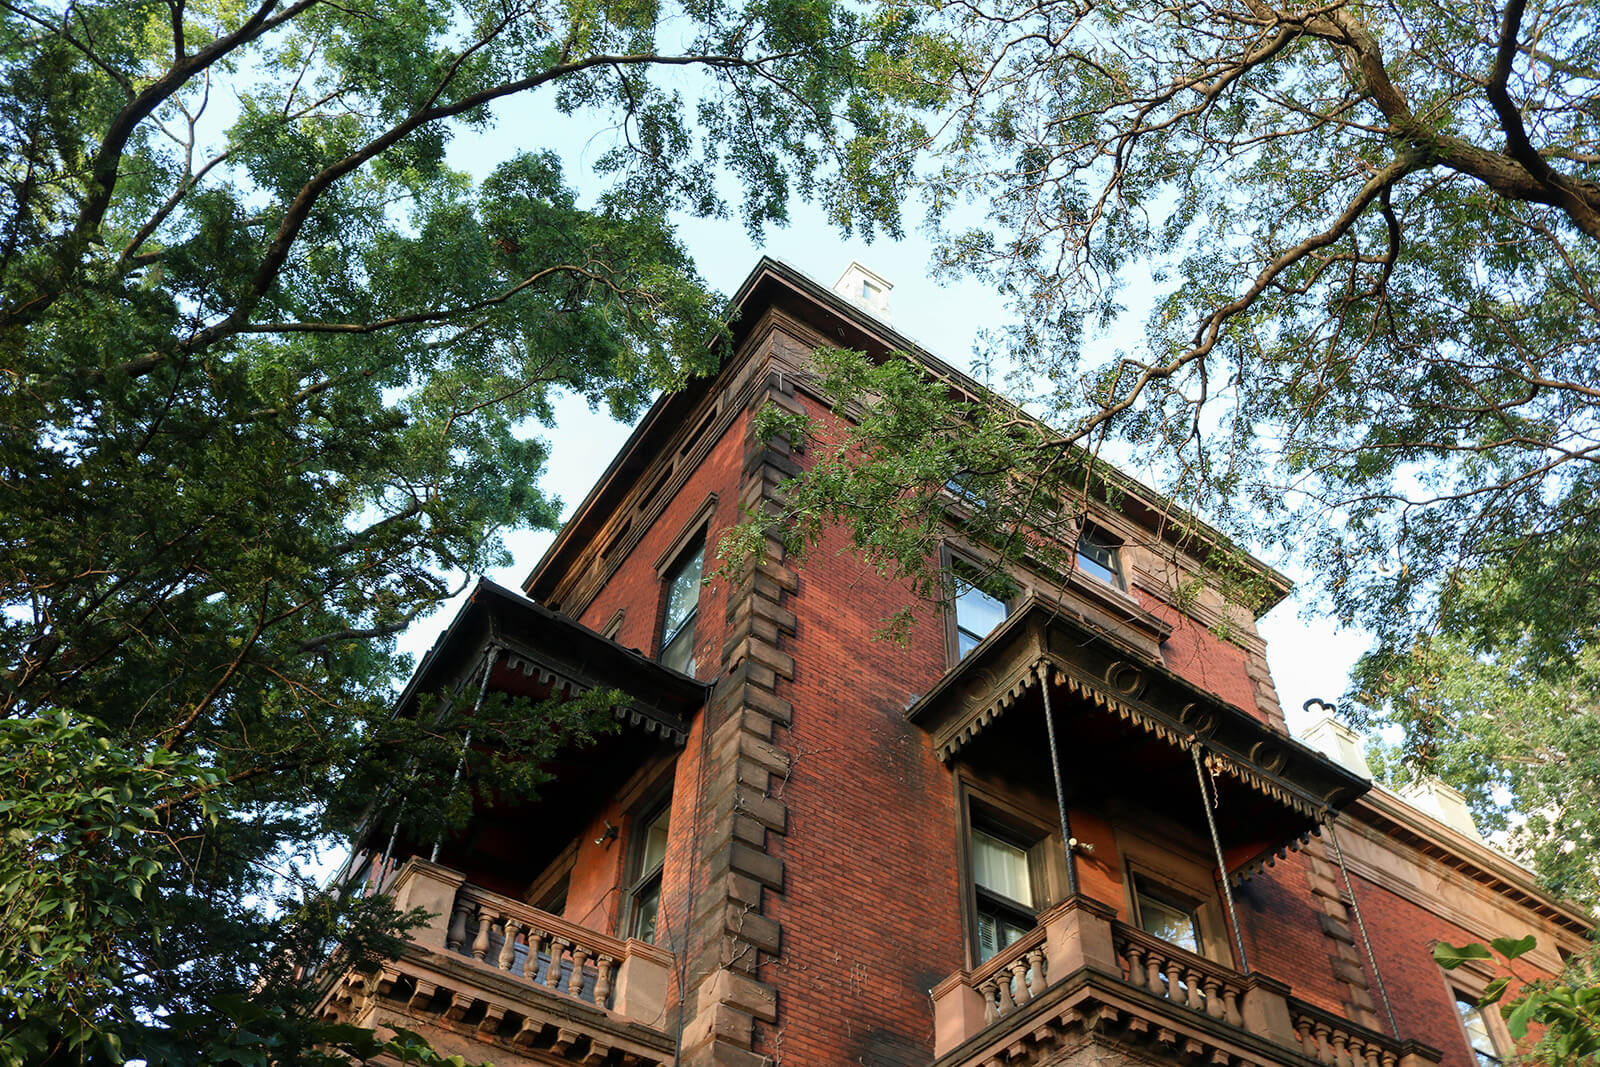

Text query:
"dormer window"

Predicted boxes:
[[1076, 526, 1123, 589]]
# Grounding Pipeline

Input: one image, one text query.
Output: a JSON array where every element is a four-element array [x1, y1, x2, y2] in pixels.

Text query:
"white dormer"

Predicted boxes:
[[833, 261, 892, 323]]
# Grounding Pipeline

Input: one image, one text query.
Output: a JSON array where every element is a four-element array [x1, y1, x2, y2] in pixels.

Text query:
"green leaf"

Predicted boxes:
[[1479, 976, 1512, 1005], [1506, 991, 1541, 1040], [1433, 941, 1493, 969], [1490, 935, 1537, 961]]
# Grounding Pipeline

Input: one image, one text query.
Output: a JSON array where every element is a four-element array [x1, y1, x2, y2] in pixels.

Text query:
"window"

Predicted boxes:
[[627, 803, 671, 944], [1456, 994, 1504, 1066], [1076, 525, 1123, 588], [954, 571, 1008, 659], [971, 825, 1039, 962], [659, 542, 704, 676], [1131, 874, 1202, 955]]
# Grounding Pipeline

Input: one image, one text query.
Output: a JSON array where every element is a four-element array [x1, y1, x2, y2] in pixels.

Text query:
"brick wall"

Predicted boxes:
[[757, 516, 964, 1065], [1347, 868, 1554, 1067]]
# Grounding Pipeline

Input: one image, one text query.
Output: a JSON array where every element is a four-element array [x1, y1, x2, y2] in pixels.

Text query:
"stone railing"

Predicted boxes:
[[969, 925, 1050, 1023], [383, 857, 671, 1028], [447, 883, 621, 1008], [1111, 920, 1245, 1027], [1289, 997, 1419, 1067], [930, 895, 1443, 1067]]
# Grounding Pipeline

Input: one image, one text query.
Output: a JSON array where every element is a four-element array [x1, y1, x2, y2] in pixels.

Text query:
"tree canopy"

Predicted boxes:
[[742, 0, 1600, 903], [0, 0, 932, 1061]]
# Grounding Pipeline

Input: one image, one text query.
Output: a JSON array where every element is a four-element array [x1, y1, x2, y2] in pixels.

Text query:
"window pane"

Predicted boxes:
[[661, 625, 695, 675], [639, 806, 670, 875], [663, 546, 704, 640], [1076, 530, 1121, 586], [955, 578, 1006, 656], [631, 877, 661, 943], [971, 829, 1031, 905], [977, 909, 1032, 962], [1135, 882, 1200, 955], [1456, 997, 1502, 1064]]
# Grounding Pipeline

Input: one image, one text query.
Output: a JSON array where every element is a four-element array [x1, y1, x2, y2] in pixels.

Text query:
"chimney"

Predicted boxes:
[[1399, 777, 1485, 842], [1300, 716, 1374, 779], [833, 261, 892, 323]]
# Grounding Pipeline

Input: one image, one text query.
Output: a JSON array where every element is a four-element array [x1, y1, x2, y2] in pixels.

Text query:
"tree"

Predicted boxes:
[[734, 0, 1600, 902], [0, 0, 932, 1060]]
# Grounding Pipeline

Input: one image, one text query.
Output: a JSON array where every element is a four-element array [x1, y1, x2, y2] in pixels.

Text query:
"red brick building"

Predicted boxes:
[[320, 258, 1592, 1067]]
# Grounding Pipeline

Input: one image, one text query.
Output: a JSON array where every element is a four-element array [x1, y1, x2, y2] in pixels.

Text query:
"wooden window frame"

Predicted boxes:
[[1075, 522, 1125, 590], [956, 775, 1065, 968], [623, 794, 672, 945], [942, 545, 1019, 665], [1116, 821, 1232, 965]]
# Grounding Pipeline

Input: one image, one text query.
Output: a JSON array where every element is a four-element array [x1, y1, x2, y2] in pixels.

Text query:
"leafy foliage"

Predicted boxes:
[[749, 0, 1600, 899], [0, 0, 934, 1060], [1436, 935, 1600, 1065]]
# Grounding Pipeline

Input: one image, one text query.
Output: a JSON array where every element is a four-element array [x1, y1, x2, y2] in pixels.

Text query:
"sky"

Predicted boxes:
[[392, 85, 1376, 744]]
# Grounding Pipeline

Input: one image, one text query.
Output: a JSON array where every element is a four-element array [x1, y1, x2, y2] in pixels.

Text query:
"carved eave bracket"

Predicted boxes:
[[907, 597, 1369, 831]]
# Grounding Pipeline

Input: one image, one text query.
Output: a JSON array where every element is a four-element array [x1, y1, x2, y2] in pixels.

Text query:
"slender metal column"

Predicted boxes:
[[1038, 664, 1080, 898], [1191, 745, 1250, 974], [1326, 816, 1401, 1038], [431, 646, 499, 862]]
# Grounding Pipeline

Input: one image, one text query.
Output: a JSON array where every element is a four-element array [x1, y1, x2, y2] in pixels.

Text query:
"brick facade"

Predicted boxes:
[[350, 259, 1591, 1067]]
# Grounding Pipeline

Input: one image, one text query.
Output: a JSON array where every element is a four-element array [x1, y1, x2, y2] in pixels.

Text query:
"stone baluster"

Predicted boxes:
[[1222, 984, 1243, 1027], [594, 955, 614, 1007], [1312, 1021, 1333, 1064], [470, 904, 493, 961], [1145, 948, 1166, 998], [978, 978, 999, 1024], [1124, 942, 1145, 985], [995, 969, 1018, 1014], [1380, 1050, 1399, 1067], [1184, 964, 1205, 1011], [497, 919, 520, 971], [1294, 1016, 1315, 1058], [523, 928, 544, 982], [545, 937, 570, 990], [1026, 947, 1047, 998], [567, 945, 591, 999], [1202, 974, 1223, 1019], [1330, 1029, 1351, 1067], [446, 899, 471, 953], [1008, 957, 1031, 1006]]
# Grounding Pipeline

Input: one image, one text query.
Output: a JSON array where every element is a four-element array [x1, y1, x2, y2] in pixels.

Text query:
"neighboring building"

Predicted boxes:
[[319, 258, 1592, 1067]]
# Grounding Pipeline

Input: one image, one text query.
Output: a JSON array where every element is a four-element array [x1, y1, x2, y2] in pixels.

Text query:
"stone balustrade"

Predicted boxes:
[[447, 883, 620, 1008], [930, 894, 1443, 1067], [381, 857, 672, 1030], [1290, 997, 1414, 1067], [970, 925, 1050, 1023], [1111, 920, 1245, 1027]]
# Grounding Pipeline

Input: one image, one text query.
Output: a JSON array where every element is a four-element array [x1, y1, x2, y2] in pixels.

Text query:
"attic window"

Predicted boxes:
[[862, 280, 881, 300], [1076, 526, 1124, 589]]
